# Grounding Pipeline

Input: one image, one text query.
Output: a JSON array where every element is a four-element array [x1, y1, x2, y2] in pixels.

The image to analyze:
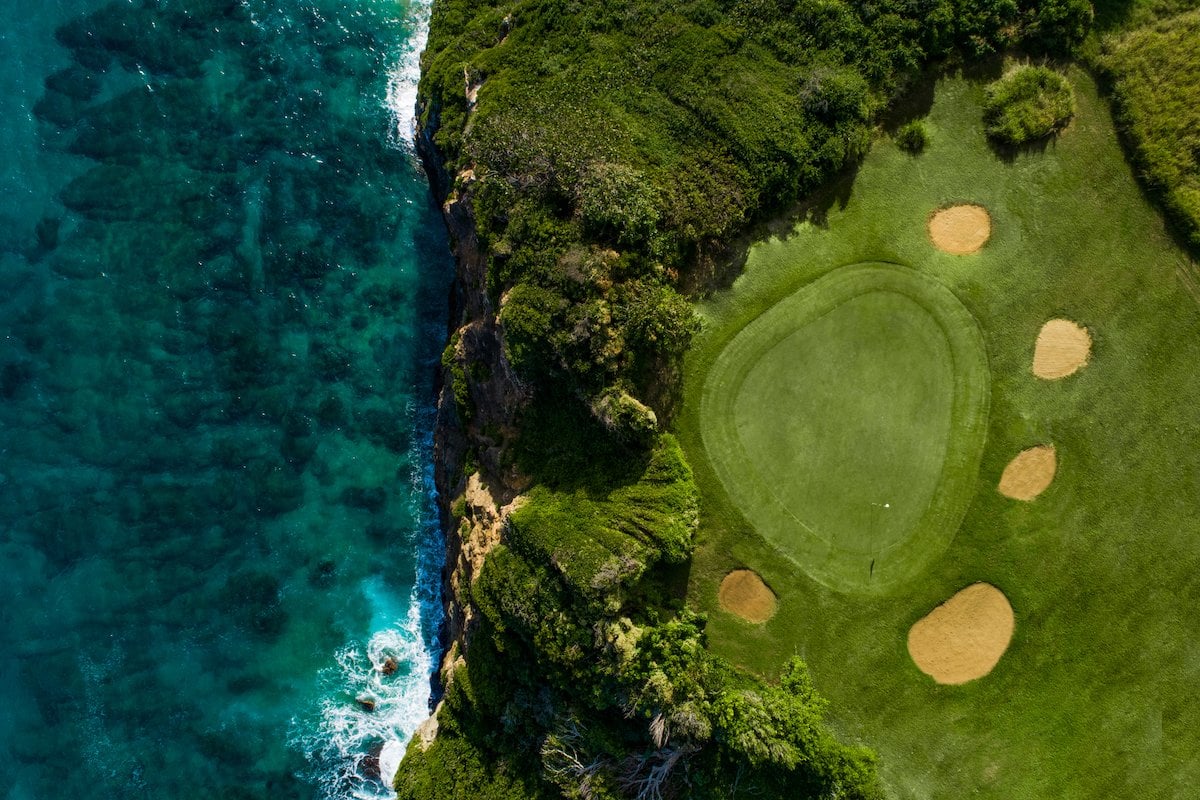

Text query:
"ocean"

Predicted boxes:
[[0, 1, 452, 797]]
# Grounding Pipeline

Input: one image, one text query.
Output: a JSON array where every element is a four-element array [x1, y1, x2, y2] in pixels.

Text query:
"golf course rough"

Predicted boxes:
[[907, 582, 1015, 685], [700, 263, 990, 593]]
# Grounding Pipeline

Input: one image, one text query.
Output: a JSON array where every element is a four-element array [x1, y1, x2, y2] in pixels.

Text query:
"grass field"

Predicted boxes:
[[699, 263, 989, 593], [680, 69, 1200, 799]]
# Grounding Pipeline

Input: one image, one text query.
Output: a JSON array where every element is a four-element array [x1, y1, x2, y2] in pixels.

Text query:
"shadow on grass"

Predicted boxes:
[[513, 389, 653, 494], [686, 58, 1014, 302], [986, 131, 1060, 162], [1092, 0, 1139, 31], [684, 161, 863, 299]]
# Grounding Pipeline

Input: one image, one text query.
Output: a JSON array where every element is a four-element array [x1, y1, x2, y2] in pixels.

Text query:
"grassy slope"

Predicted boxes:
[[680, 70, 1200, 799], [1101, 8, 1200, 247], [699, 264, 990, 592]]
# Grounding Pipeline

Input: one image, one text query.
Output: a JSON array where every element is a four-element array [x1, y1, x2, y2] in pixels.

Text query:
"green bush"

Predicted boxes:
[[1102, 10, 1200, 248], [983, 65, 1075, 144], [895, 120, 929, 153], [1023, 0, 1094, 54]]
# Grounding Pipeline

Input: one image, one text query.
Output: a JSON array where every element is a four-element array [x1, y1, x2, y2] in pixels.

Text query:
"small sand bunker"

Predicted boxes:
[[1033, 319, 1091, 379], [718, 570, 777, 623], [928, 205, 991, 255], [998, 445, 1057, 501], [907, 582, 1014, 685]]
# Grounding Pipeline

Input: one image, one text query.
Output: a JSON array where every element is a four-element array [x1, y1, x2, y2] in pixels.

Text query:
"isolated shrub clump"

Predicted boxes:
[[895, 120, 929, 153], [983, 66, 1075, 145]]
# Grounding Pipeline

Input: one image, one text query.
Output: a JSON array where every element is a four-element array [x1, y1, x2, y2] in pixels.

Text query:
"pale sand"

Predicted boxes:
[[998, 445, 1057, 501], [718, 569, 777, 623], [1033, 319, 1091, 379], [928, 205, 991, 255], [908, 583, 1014, 684]]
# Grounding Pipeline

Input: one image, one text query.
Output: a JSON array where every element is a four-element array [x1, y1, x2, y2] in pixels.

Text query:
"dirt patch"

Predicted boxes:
[[998, 445, 1057, 501], [928, 205, 991, 254], [907, 582, 1014, 685], [718, 569, 777, 623], [1033, 319, 1091, 379]]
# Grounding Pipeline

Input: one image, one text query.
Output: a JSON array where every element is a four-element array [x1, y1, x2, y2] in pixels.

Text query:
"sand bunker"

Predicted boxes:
[[928, 205, 991, 254], [718, 570, 777, 623], [998, 445, 1057, 501], [1033, 319, 1091, 379], [907, 582, 1014, 685]]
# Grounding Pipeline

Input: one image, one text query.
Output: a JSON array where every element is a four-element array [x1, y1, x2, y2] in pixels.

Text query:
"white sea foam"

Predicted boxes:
[[385, 0, 433, 150], [298, 572, 439, 799], [298, 406, 445, 799]]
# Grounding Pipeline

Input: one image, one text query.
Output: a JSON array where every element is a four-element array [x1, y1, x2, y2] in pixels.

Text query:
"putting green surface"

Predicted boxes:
[[701, 264, 988, 591]]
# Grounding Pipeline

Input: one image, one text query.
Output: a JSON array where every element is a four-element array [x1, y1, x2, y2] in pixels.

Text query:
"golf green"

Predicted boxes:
[[700, 264, 989, 592]]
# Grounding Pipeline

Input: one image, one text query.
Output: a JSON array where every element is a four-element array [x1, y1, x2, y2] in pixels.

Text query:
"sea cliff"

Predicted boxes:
[[416, 113, 527, 675]]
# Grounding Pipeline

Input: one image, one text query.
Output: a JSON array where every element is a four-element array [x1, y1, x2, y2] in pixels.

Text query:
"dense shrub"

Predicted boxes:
[[983, 66, 1076, 144], [895, 120, 930, 153], [420, 0, 1093, 416], [1102, 9, 1200, 247], [1022, 0, 1094, 53]]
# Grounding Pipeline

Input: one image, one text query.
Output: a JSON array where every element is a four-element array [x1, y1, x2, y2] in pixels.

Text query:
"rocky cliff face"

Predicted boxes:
[[415, 107, 527, 690]]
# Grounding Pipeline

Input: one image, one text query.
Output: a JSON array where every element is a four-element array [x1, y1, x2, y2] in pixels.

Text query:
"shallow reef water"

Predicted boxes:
[[0, 1, 450, 797]]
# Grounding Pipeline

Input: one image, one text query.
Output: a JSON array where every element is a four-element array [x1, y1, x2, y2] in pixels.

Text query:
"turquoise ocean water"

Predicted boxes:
[[0, 1, 451, 797]]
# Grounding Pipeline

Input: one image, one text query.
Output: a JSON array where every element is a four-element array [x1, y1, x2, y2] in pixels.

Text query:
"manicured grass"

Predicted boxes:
[[699, 264, 989, 593], [680, 70, 1200, 799]]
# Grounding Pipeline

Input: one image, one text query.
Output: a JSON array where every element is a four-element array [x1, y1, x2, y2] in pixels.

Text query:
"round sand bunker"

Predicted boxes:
[[907, 582, 1014, 685], [928, 205, 991, 255], [718, 570, 777, 623], [1033, 319, 1091, 379], [998, 444, 1057, 501]]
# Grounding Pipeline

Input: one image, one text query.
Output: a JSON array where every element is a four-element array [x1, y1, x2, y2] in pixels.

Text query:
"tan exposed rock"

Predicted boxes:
[[413, 702, 443, 752], [444, 472, 525, 641]]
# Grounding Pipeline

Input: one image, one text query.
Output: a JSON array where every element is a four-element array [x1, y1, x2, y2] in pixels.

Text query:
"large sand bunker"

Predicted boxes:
[[718, 569, 777, 623], [998, 445, 1057, 501], [907, 582, 1014, 685], [928, 205, 991, 254], [1033, 319, 1091, 379]]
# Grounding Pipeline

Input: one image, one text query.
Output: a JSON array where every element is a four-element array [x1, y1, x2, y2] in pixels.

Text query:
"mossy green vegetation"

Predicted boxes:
[[682, 71, 1200, 799], [397, 542, 884, 798], [1101, 7, 1200, 246], [507, 435, 698, 602], [983, 65, 1076, 144]]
